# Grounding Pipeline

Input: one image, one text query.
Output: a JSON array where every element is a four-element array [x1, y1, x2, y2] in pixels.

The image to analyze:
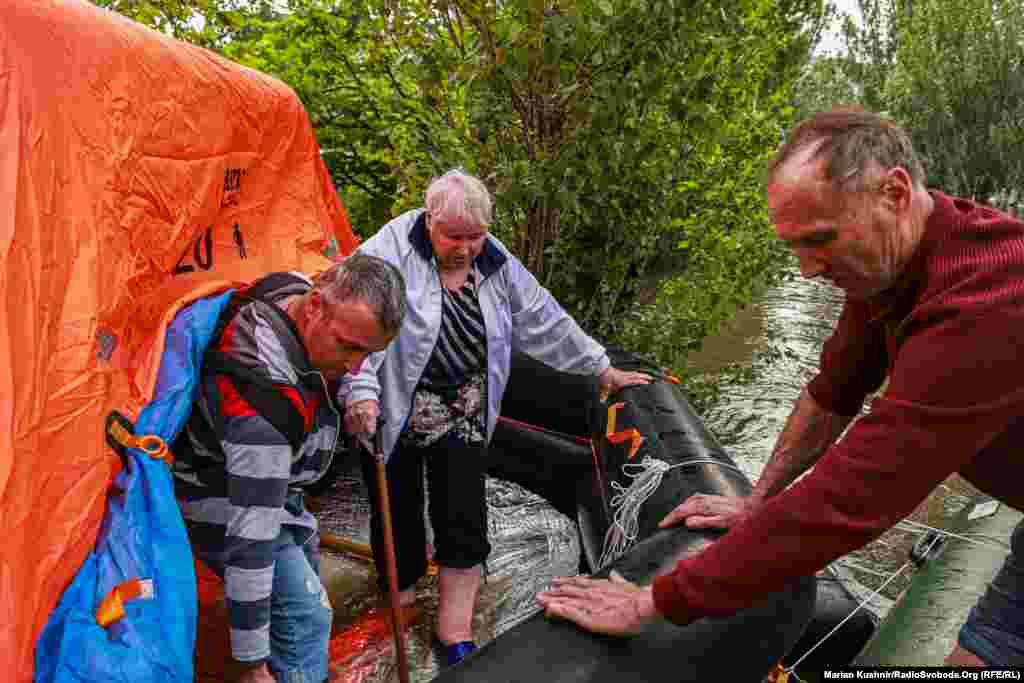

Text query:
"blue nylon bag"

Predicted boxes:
[[35, 292, 234, 683]]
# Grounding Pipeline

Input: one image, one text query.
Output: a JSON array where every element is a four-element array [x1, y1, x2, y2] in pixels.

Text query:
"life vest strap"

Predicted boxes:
[[105, 410, 173, 465]]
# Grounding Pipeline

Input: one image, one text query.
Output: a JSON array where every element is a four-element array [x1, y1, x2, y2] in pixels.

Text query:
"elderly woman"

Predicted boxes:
[[338, 169, 649, 666]]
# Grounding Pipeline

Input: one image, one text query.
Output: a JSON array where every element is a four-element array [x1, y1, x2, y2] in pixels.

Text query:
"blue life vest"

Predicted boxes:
[[35, 292, 234, 683]]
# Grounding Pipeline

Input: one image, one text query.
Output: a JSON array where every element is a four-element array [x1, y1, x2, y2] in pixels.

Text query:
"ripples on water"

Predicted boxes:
[[686, 271, 977, 613], [694, 273, 844, 478]]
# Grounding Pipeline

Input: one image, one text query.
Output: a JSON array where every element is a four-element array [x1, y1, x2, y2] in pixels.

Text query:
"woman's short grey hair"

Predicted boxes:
[[424, 169, 493, 229], [317, 253, 407, 337]]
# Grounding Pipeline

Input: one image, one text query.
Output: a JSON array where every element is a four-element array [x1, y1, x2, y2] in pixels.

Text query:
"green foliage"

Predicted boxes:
[[397, 0, 826, 354], [885, 0, 1024, 203], [794, 54, 860, 116], [93, 0, 827, 376], [798, 0, 1024, 208], [217, 1, 473, 235], [92, 0, 281, 48]]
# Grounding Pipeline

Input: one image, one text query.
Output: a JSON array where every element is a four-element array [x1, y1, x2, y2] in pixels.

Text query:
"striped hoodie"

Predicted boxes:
[[172, 273, 340, 664]]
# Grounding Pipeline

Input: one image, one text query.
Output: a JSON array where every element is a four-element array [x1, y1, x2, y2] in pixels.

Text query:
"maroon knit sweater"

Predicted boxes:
[[653, 192, 1024, 623]]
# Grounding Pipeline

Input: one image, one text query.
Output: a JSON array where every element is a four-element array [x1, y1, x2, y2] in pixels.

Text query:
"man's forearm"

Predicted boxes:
[[750, 387, 853, 503]]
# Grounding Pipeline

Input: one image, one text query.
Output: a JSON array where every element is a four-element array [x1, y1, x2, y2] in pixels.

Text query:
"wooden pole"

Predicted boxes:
[[318, 532, 373, 560], [371, 430, 411, 683]]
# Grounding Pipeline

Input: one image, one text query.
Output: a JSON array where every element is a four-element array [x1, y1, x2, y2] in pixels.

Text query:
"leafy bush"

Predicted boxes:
[[94, 0, 829, 376]]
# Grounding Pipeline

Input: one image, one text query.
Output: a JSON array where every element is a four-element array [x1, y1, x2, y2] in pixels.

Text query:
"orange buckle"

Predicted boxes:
[[96, 578, 154, 628], [107, 417, 173, 465]]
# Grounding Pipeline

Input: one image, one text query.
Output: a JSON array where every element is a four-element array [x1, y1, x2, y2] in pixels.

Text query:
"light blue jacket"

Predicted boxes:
[[337, 209, 610, 459]]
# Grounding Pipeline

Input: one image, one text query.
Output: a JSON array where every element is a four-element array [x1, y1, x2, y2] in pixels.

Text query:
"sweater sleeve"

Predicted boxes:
[[215, 375, 291, 663], [653, 287, 1024, 624], [806, 298, 888, 417]]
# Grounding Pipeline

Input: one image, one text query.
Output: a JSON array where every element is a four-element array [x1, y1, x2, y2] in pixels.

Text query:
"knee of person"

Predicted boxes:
[[292, 578, 333, 645], [312, 584, 333, 635], [315, 576, 333, 612]]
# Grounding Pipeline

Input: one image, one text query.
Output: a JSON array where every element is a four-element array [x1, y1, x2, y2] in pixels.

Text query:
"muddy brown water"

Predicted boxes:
[[685, 269, 981, 610]]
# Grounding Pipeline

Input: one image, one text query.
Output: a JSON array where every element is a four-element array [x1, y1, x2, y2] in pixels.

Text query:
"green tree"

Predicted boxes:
[[885, 0, 1024, 204], [92, 0, 827, 374], [218, 1, 467, 234], [93, 0, 281, 48], [797, 0, 1024, 209], [794, 54, 860, 119], [381, 0, 827, 345]]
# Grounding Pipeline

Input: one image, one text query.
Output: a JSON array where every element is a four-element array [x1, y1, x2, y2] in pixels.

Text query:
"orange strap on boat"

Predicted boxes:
[[107, 414, 173, 465], [96, 578, 154, 627], [605, 402, 645, 460], [766, 663, 790, 683]]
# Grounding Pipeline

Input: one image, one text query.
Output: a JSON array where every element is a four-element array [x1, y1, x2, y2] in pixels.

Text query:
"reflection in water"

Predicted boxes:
[[689, 272, 844, 479], [687, 270, 976, 614]]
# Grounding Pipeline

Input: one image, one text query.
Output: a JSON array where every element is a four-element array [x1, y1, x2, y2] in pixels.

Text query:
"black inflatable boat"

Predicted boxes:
[[430, 349, 878, 681]]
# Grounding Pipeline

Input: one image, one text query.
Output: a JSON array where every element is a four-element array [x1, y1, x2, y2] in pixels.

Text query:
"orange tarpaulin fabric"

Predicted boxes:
[[0, 2, 358, 680]]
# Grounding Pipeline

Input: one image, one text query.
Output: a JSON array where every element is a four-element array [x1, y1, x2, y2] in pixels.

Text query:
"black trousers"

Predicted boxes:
[[361, 432, 491, 592]]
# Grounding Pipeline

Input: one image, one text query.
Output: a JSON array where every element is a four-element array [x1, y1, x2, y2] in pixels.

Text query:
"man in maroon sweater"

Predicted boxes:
[[537, 108, 1024, 666]]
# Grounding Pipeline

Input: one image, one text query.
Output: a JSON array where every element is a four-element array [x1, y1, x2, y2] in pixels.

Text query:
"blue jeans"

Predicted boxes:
[[194, 525, 333, 683], [959, 519, 1024, 666]]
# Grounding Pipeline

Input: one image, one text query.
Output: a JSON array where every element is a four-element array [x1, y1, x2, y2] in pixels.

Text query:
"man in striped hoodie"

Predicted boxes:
[[172, 254, 406, 683]]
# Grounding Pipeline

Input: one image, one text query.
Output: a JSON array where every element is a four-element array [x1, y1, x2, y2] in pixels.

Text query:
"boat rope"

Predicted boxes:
[[895, 519, 1010, 551], [784, 500, 1013, 679], [597, 456, 747, 570], [782, 532, 942, 683], [834, 558, 906, 579]]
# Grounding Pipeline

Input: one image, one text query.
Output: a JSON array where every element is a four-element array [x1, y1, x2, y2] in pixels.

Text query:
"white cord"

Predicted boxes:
[[786, 509, 1014, 679], [598, 457, 673, 570], [596, 458, 1008, 679], [596, 456, 747, 570], [894, 519, 1010, 551], [835, 559, 905, 579], [784, 531, 949, 677]]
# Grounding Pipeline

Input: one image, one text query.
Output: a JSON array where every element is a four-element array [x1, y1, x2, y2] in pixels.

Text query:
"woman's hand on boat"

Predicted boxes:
[[598, 366, 653, 401], [536, 571, 659, 637], [658, 493, 751, 530]]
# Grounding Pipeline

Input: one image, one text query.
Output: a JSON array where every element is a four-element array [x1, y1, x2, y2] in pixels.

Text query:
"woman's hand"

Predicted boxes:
[[536, 571, 660, 637], [598, 366, 653, 401]]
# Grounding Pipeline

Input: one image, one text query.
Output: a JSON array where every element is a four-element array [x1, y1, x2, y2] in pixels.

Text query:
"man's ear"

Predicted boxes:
[[879, 167, 913, 215], [306, 290, 324, 322]]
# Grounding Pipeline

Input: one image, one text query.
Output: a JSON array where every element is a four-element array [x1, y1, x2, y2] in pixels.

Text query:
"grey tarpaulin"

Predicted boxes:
[[312, 471, 580, 682]]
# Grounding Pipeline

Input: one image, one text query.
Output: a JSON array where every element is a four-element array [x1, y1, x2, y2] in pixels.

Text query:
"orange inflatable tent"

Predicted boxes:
[[0, 2, 359, 680]]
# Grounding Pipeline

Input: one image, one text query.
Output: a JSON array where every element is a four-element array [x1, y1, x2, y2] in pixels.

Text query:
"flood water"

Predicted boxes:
[[685, 268, 979, 614]]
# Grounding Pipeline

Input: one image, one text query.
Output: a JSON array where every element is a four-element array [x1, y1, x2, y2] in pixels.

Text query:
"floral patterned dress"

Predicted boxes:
[[402, 271, 488, 448]]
